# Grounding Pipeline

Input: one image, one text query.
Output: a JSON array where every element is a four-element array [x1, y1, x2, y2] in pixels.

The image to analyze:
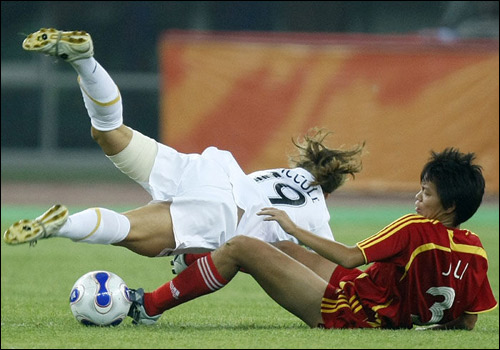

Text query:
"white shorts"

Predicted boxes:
[[146, 144, 252, 256], [111, 131, 309, 256]]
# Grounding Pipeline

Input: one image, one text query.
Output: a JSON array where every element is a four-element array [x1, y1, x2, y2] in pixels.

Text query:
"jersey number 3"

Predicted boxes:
[[426, 286, 455, 324]]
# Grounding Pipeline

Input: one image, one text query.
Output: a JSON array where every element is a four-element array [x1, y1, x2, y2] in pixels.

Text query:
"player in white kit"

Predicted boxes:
[[4, 28, 364, 259]]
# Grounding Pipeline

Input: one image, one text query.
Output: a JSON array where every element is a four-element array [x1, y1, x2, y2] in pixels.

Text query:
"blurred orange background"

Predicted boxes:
[[160, 31, 499, 195]]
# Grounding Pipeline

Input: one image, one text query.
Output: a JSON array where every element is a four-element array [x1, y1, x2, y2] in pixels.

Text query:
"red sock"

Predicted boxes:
[[185, 252, 248, 273], [184, 252, 210, 266], [144, 254, 228, 315]]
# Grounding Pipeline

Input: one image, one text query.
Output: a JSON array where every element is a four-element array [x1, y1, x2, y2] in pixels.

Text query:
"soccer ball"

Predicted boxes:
[[69, 270, 132, 326]]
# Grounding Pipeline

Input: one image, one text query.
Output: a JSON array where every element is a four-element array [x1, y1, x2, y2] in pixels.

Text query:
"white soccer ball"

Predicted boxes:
[[69, 270, 132, 326]]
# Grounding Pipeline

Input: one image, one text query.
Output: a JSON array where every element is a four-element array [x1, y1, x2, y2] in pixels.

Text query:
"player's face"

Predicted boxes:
[[414, 181, 451, 223]]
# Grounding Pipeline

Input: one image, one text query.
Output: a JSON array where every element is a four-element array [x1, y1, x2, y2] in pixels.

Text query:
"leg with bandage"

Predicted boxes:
[[6, 30, 176, 256], [60, 57, 163, 249]]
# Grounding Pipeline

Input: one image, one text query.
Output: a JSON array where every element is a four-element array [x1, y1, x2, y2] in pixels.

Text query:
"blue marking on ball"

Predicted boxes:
[[69, 288, 80, 303], [95, 271, 111, 308]]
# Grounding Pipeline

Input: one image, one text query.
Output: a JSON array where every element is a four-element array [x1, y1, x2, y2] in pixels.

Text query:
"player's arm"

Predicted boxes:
[[416, 313, 477, 331], [257, 207, 364, 268]]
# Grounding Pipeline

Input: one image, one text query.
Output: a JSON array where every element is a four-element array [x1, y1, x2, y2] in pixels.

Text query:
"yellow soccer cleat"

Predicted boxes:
[[22, 28, 93, 62], [3, 204, 69, 246]]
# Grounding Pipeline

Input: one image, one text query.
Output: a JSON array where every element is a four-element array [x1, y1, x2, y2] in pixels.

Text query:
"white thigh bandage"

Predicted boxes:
[[107, 129, 158, 183]]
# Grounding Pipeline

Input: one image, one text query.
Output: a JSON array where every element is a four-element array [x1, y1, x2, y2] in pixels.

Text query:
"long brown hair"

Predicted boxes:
[[289, 128, 365, 193]]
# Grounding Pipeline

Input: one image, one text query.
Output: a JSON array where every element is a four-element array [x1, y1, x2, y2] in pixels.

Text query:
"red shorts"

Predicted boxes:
[[320, 266, 382, 329]]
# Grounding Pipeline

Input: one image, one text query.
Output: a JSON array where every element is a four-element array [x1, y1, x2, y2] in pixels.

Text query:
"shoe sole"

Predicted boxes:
[[3, 204, 68, 245], [22, 28, 91, 58]]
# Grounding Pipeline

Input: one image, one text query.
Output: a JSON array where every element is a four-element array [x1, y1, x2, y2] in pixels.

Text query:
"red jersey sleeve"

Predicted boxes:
[[356, 214, 417, 264], [465, 274, 498, 314]]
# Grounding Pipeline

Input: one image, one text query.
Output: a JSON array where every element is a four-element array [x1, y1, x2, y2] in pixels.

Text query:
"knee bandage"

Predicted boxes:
[[107, 129, 158, 183]]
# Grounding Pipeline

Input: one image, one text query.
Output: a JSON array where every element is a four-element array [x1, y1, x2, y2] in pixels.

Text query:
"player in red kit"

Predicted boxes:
[[322, 211, 495, 328], [128, 148, 497, 329]]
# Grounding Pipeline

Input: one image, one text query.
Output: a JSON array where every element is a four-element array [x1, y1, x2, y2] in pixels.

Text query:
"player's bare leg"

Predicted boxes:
[[271, 240, 337, 282], [171, 241, 337, 283], [22, 28, 145, 162], [4, 200, 176, 257], [114, 202, 176, 257], [212, 236, 326, 327], [91, 125, 132, 156]]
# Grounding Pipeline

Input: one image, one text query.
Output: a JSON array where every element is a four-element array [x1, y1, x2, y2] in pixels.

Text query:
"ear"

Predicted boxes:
[[444, 202, 456, 214]]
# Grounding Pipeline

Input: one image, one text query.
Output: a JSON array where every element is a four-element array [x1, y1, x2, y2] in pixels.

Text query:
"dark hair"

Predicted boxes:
[[420, 148, 485, 226], [289, 128, 364, 194]]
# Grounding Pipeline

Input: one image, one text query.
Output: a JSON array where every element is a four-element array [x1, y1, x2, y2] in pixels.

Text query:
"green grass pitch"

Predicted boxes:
[[1, 203, 498, 349]]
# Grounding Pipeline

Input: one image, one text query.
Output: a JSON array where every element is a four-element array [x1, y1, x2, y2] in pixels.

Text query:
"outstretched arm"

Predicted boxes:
[[257, 207, 365, 269]]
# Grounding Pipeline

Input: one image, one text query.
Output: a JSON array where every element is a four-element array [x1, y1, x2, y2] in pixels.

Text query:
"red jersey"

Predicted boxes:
[[351, 214, 497, 328]]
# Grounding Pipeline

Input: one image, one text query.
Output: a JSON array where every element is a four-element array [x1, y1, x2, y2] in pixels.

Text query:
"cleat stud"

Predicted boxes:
[[42, 34, 48, 40]]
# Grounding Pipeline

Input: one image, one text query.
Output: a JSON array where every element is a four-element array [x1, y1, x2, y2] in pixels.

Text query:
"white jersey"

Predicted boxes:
[[245, 168, 334, 244], [145, 145, 333, 255]]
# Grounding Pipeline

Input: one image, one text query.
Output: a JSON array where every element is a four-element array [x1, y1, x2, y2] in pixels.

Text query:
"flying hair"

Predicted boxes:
[[289, 128, 365, 194]]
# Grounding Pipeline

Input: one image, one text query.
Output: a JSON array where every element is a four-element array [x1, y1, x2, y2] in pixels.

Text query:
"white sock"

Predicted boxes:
[[57, 208, 130, 244], [70, 58, 123, 131]]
